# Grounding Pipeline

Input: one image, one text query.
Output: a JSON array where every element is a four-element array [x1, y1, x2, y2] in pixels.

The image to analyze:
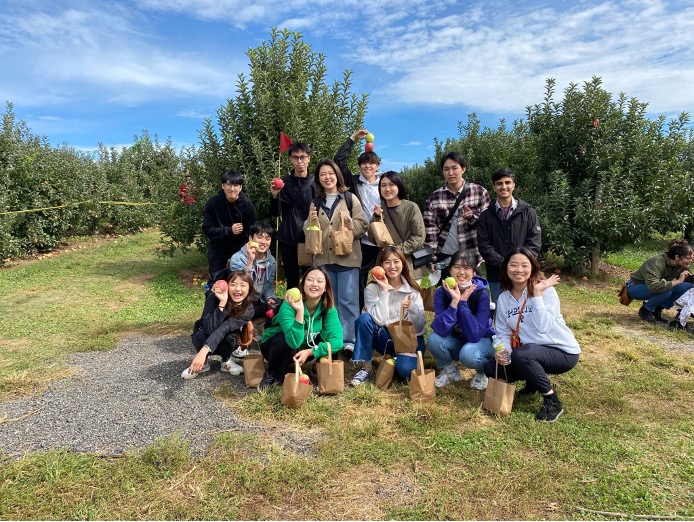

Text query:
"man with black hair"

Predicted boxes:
[[334, 129, 382, 308], [477, 167, 542, 302], [270, 142, 316, 289], [202, 169, 256, 282]]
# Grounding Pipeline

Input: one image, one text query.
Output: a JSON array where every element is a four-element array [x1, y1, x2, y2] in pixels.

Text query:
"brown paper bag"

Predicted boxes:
[[297, 243, 313, 267], [330, 213, 354, 256], [482, 362, 515, 416], [420, 287, 435, 312], [305, 214, 323, 255], [369, 214, 394, 248], [374, 355, 396, 389], [280, 360, 313, 408], [387, 303, 419, 353], [243, 354, 265, 388], [409, 351, 435, 402], [316, 342, 344, 395]]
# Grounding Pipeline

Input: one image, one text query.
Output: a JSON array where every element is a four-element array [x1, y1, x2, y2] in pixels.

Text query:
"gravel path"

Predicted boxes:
[[0, 335, 262, 457]]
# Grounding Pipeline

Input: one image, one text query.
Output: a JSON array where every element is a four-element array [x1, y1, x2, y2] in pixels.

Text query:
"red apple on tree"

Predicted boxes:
[[592, 118, 600, 127]]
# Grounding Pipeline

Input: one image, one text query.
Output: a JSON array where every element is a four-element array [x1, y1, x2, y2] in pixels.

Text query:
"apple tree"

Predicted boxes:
[[159, 28, 368, 256]]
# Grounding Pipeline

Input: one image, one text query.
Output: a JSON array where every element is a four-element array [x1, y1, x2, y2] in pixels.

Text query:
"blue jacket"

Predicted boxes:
[[229, 246, 277, 304], [431, 274, 495, 343]]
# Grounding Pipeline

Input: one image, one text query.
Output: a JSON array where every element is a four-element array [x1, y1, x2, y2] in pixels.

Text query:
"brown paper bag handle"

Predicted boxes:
[[326, 342, 333, 376], [416, 351, 425, 377], [399, 302, 406, 325]]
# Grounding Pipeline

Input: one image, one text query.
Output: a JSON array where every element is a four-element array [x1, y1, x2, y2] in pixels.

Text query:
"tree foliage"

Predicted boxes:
[[159, 28, 368, 257], [403, 78, 694, 272]]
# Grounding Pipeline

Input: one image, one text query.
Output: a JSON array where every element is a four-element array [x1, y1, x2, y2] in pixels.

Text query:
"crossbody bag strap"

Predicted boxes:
[[438, 181, 469, 238], [510, 295, 528, 348], [384, 205, 405, 243]]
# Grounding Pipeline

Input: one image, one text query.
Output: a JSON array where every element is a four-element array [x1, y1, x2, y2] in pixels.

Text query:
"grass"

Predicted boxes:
[[1, 230, 693, 520]]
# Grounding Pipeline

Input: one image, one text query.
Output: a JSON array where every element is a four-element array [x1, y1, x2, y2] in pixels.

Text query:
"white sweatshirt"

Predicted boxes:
[[363, 277, 426, 336], [495, 287, 580, 354]]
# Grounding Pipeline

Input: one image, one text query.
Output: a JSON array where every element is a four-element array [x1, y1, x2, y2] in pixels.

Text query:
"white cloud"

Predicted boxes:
[[350, 0, 694, 115]]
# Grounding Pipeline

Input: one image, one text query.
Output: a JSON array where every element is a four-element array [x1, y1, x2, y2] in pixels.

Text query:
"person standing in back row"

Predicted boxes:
[[477, 168, 541, 303], [270, 142, 317, 289], [202, 169, 256, 283], [423, 152, 490, 280], [334, 129, 382, 309]]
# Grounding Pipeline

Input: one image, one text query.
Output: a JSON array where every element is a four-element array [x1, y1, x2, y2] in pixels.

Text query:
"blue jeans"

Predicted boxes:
[[627, 281, 692, 312], [325, 267, 359, 345], [352, 313, 425, 379], [427, 332, 494, 372]]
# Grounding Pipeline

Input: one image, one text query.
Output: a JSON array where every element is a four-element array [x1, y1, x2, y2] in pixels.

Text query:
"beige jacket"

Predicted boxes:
[[304, 192, 368, 268]]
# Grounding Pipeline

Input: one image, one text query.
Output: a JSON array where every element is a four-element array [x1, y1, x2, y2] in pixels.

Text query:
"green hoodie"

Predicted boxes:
[[261, 299, 343, 359]]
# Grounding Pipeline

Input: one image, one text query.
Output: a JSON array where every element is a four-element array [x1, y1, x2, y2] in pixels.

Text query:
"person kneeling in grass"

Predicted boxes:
[[427, 250, 495, 390], [182, 271, 255, 379], [485, 247, 581, 422], [258, 266, 343, 390], [350, 245, 426, 386]]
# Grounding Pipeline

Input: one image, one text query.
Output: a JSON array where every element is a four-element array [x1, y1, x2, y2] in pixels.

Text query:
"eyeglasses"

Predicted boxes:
[[223, 182, 241, 188], [290, 155, 309, 162]]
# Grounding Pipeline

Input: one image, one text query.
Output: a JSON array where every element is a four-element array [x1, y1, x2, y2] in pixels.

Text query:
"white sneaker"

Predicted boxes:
[[435, 364, 462, 388], [231, 347, 249, 358], [221, 359, 244, 376], [469, 372, 488, 391], [181, 364, 210, 379]]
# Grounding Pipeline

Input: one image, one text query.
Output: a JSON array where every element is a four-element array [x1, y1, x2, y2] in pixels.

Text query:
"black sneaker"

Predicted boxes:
[[653, 306, 669, 323], [535, 393, 564, 422], [257, 372, 279, 391], [638, 305, 657, 323]]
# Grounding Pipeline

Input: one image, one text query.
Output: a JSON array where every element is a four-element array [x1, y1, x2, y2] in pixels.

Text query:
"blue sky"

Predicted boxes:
[[2, 0, 694, 172]]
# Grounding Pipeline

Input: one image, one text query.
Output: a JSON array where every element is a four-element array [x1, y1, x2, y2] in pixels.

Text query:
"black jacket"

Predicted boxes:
[[202, 190, 256, 258], [192, 293, 255, 354], [269, 174, 316, 245], [333, 137, 368, 204], [477, 199, 541, 282]]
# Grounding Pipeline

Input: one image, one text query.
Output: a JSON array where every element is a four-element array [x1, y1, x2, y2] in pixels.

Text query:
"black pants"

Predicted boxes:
[[260, 332, 300, 382], [279, 241, 306, 290], [192, 329, 237, 361], [207, 251, 232, 285], [483, 343, 579, 394], [359, 243, 381, 309]]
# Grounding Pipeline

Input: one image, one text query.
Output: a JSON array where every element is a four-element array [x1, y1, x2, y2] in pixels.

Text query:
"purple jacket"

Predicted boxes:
[[431, 274, 495, 343]]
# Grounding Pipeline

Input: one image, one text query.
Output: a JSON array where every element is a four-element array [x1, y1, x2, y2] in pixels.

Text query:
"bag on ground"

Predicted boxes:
[[374, 354, 396, 389], [316, 342, 344, 395], [280, 360, 313, 408], [387, 303, 419, 354], [243, 354, 265, 388], [482, 362, 515, 416], [409, 351, 435, 402], [618, 280, 632, 306]]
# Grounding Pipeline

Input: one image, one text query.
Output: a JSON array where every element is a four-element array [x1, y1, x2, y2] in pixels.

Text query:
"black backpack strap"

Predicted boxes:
[[467, 286, 482, 315], [438, 182, 469, 238]]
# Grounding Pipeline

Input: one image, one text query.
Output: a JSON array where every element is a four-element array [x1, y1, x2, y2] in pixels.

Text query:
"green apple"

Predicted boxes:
[[386, 358, 395, 365], [249, 241, 259, 249], [306, 226, 320, 231], [444, 277, 457, 289], [365, 133, 375, 143], [286, 287, 301, 302]]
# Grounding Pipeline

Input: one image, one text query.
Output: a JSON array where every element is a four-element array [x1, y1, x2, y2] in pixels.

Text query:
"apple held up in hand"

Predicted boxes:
[[271, 178, 285, 190], [444, 277, 457, 289], [371, 266, 386, 280], [249, 241, 259, 249], [213, 280, 228, 292], [286, 287, 302, 302], [298, 373, 311, 385], [364, 142, 375, 153], [365, 133, 375, 143]]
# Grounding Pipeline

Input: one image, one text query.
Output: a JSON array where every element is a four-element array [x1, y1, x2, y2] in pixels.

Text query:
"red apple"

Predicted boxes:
[[371, 266, 386, 280], [581, 276, 589, 282], [213, 280, 228, 292], [298, 374, 311, 385], [271, 178, 285, 190], [592, 119, 600, 127], [364, 142, 375, 153], [265, 309, 275, 319]]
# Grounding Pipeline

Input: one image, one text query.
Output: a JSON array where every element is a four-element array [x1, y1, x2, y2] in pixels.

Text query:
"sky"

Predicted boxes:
[[2, 0, 694, 172]]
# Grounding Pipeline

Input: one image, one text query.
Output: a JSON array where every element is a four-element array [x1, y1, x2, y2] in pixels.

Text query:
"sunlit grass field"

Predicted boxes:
[[0, 231, 692, 520]]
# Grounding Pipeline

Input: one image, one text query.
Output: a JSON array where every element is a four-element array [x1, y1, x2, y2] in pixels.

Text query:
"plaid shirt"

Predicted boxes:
[[423, 182, 490, 264]]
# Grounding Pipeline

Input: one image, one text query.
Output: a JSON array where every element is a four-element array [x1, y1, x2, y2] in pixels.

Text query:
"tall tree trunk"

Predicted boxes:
[[590, 244, 601, 277]]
